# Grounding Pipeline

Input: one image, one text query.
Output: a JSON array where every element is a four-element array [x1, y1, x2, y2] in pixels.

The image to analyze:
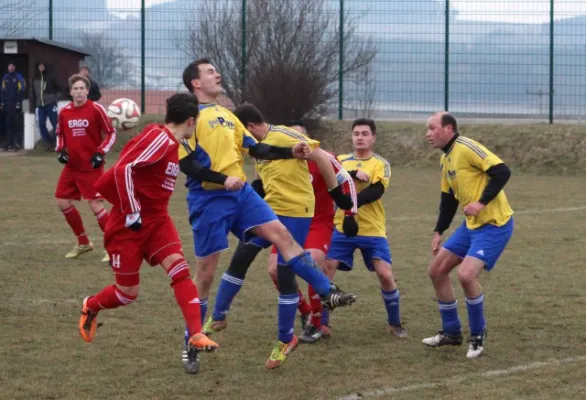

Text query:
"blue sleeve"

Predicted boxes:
[[242, 135, 256, 149], [17, 73, 26, 100]]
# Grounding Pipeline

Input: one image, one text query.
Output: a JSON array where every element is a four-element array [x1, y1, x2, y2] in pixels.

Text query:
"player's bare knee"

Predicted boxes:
[[324, 260, 337, 278], [116, 284, 139, 299], [88, 199, 104, 213], [457, 266, 478, 286], [56, 198, 72, 210]]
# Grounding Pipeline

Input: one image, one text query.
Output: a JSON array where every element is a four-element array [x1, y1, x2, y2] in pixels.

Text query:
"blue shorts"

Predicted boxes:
[[326, 230, 392, 271], [443, 217, 514, 271], [187, 183, 278, 258], [251, 215, 312, 265]]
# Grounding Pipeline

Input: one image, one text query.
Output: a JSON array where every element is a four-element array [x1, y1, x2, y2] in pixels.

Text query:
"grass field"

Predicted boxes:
[[1, 151, 586, 400]]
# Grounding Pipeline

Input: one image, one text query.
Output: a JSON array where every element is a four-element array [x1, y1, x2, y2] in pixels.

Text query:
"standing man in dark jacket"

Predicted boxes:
[[1, 62, 26, 150], [32, 61, 61, 147], [79, 65, 101, 102]]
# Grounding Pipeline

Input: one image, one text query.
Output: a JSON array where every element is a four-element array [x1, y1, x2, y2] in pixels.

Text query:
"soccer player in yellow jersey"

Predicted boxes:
[[423, 112, 513, 359], [178, 59, 357, 371], [201, 104, 357, 368], [324, 118, 407, 338]]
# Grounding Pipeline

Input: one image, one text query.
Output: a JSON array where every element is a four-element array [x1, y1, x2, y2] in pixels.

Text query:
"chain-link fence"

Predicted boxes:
[[2, 0, 585, 122]]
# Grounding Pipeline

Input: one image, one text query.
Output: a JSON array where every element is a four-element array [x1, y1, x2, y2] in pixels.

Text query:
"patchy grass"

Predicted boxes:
[[1, 153, 586, 400]]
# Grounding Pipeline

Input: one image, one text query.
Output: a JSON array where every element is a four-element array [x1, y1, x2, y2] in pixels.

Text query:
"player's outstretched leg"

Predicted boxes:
[[79, 284, 137, 342], [422, 248, 463, 348], [201, 241, 263, 336], [266, 264, 300, 369]]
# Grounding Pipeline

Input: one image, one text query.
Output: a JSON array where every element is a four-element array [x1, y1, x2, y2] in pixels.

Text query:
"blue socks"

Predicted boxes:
[[438, 300, 462, 336], [212, 273, 245, 321], [321, 308, 330, 327], [381, 289, 401, 326], [286, 251, 332, 295], [466, 294, 486, 336], [278, 293, 299, 343]]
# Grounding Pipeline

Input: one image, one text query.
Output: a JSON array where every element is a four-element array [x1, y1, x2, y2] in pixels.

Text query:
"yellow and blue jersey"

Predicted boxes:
[[178, 103, 257, 191], [255, 125, 320, 218], [334, 153, 391, 237], [441, 136, 513, 229], [0, 72, 26, 103]]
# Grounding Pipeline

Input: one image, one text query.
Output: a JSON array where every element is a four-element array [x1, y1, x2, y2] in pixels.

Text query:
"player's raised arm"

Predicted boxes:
[[178, 141, 231, 185], [113, 127, 171, 220]]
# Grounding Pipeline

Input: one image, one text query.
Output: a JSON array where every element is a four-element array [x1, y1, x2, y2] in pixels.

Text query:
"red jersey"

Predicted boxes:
[[309, 152, 358, 224], [55, 100, 116, 172], [95, 124, 179, 219]]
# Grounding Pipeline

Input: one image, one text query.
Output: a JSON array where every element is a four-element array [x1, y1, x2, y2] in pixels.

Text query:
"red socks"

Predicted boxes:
[[62, 205, 89, 245], [94, 208, 110, 232], [169, 259, 202, 336], [308, 285, 323, 328], [87, 284, 136, 313]]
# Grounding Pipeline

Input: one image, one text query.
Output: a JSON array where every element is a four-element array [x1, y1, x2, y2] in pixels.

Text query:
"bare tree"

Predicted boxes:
[[79, 31, 134, 89], [349, 62, 377, 118], [179, 0, 377, 122], [0, 0, 42, 36]]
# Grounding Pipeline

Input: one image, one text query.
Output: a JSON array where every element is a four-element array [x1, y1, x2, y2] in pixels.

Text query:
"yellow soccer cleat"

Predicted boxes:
[[65, 243, 94, 259], [202, 316, 228, 336], [265, 335, 299, 369]]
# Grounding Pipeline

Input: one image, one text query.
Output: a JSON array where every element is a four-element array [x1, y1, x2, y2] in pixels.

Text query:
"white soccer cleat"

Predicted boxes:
[[422, 331, 463, 347], [466, 333, 486, 359]]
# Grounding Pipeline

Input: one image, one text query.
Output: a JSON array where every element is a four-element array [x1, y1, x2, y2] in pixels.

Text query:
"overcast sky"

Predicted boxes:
[[107, 0, 586, 24]]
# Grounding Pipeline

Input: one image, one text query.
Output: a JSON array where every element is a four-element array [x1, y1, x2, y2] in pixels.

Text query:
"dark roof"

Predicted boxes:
[[0, 37, 91, 56]]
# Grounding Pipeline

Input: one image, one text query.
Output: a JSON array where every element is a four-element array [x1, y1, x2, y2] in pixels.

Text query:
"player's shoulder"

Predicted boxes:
[[337, 153, 354, 162], [454, 136, 490, 159], [373, 153, 391, 168]]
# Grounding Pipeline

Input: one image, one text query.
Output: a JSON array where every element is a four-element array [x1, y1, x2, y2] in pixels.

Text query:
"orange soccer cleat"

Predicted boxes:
[[188, 333, 219, 353], [78, 296, 98, 342]]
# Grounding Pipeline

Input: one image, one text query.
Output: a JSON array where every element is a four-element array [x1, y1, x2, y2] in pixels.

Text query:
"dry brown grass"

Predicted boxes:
[[1, 153, 586, 400]]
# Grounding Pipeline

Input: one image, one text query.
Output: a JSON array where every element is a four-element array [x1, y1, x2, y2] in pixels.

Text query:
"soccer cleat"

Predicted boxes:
[[466, 332, 486, 359], [182, 344, 200, 375], [321, 325, 332, 338], [320, 285, 357, 310], [101, 251, 110, 263], [188, 333, 219, 352], [299, 324, 323, 344], [422, 330, 463, 347], [389, 323, 408, 338], [78, 296, 98, 342], [300, 312, 310, 329], [265, 335, 299, 369], [65, 243, 93, 259], [202, 316, 228, 336]]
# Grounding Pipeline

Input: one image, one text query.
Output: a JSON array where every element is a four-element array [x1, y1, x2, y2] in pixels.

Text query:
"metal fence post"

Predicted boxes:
[[241, 0, 247, 95], [444, 0, 450, 111], [49, 0, 53, 40], [548, 0, 554, 124], [338, 0, 344, 120], [140, 0, 146, 113]]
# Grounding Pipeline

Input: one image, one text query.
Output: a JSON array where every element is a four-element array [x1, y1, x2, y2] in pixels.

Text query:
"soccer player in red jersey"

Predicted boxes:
[[54, 74, 116, 261], [267, 122, 358, 343], [78, 93, 218, 374]]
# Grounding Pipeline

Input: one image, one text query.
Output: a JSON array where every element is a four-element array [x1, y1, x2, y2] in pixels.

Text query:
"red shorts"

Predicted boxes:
[[104, 214, 184, 286], [55, 167, 103, 201], [271, 219, 334, 255]]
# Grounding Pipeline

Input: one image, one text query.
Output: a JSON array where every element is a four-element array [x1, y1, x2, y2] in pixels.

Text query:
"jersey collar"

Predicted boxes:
[[442, 133, 459, 154]]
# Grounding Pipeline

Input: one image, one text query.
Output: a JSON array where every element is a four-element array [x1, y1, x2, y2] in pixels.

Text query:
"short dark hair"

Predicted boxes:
[[288, 120, 305, 127], [165, 93, 199, 124], [440, 113, 458, 133], [68, 74, 90, 89], [233, 103, 264, 126], [182, 58, 213, 93], [351, 118, 376, 135]]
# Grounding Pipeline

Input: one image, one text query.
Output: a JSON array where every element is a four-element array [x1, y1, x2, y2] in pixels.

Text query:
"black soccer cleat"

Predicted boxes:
[[320, 285, 357, 310], [182, 345, 200, 375], [422, 330, 464, 347], [299, 324, 323, 344]]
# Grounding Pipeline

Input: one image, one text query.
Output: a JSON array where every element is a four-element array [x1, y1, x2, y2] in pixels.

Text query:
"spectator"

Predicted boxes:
[[79, 65, 101, 102], [1, 62, 26, 151], [32, 61, 61, 149]]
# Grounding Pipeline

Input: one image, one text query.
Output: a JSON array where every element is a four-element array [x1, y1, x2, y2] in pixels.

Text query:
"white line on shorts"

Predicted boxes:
[[337, 355, 586, 400]]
